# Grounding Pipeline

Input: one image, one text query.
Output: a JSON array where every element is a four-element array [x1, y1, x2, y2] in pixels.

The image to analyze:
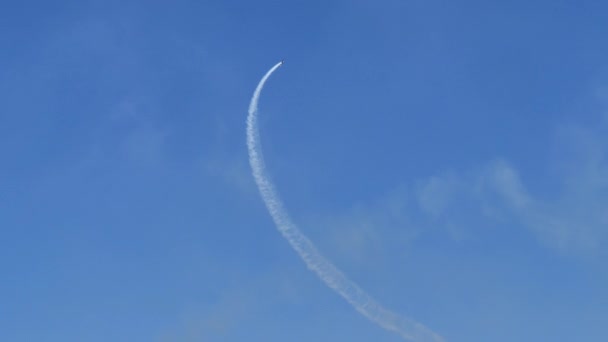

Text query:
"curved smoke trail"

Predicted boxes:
[[247, 61, 444, 342]]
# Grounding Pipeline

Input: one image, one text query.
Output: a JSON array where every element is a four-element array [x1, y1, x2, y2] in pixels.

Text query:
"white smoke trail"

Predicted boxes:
[[247, 61, 445, 342]]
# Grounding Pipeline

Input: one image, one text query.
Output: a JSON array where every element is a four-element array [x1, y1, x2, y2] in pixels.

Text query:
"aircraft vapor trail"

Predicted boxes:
[[246, 61, 445, 342]]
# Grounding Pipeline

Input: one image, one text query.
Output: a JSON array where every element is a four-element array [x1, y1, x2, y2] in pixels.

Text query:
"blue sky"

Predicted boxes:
[[2, 0, 608, 341]]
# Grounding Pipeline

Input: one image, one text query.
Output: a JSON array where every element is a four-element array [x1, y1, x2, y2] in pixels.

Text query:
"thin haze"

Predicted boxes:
[[246, 61, 445, 342]]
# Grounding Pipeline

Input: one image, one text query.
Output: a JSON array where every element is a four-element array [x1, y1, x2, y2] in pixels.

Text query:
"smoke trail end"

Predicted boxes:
[[246, 61, 445, 342]]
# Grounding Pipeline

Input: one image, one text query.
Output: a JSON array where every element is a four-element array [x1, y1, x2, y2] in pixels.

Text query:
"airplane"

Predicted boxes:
[[280, 59, 285, 65]]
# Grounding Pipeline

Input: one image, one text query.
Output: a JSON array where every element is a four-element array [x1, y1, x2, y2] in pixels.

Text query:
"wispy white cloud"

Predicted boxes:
[[413, 109, 608, 255], [311, 100, 608, 259]]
